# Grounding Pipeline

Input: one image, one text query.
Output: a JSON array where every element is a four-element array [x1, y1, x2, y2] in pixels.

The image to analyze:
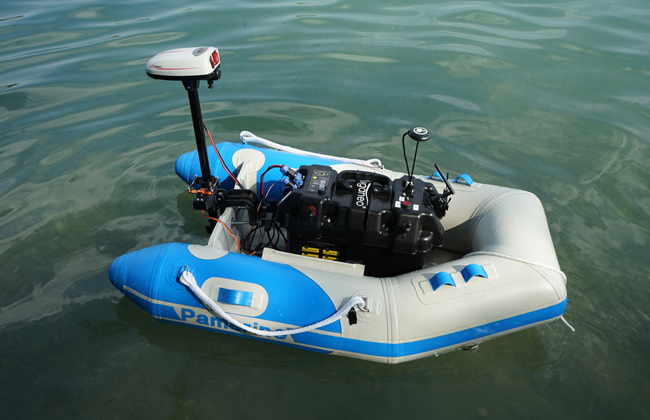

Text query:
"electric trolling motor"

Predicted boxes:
[[146, 47, 259, 233], [146, 47, 221, 189]]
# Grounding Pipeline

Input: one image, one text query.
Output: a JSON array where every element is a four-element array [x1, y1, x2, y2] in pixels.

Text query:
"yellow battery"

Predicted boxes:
[[301, 245, 341, 261]]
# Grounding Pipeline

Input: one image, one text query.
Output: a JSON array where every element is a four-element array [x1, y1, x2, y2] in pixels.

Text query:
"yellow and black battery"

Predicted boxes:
[[301, 245, 341, 261]]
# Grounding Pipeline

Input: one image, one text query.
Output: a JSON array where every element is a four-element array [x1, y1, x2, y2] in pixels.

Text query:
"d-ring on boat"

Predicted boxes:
[[108, 47, 570, 364]]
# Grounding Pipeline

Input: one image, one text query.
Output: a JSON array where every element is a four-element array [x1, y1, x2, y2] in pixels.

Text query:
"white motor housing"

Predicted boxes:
[[146, 47, 220, 81]]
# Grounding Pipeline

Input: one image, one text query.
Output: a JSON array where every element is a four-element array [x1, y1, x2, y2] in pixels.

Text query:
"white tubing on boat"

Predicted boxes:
[[463, 250, 574, 331], [464, 250, 567, 284], [179, 270, 365, 337], [240, 131, 383, 169]]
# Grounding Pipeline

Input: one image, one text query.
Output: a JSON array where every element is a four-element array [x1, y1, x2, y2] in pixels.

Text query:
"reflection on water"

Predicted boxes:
[[0, 0, 649, 418], [0, 248, 116, 329], [429, 94, 480, 111], [105, 32, 187, 47]]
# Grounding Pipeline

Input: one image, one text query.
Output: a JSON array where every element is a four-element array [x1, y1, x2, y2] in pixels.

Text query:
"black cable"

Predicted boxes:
[[402, 131, 421, 184], [273, 220, 288, 251], [401, 132, 410, 180], [411, 140, 420, 183]]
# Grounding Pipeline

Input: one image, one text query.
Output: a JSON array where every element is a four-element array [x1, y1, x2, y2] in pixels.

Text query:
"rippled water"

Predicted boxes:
[[1, 0, 649, 418]]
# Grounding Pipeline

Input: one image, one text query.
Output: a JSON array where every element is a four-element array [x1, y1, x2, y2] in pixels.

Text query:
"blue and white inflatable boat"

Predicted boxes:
[[109, 47, 569, 364]]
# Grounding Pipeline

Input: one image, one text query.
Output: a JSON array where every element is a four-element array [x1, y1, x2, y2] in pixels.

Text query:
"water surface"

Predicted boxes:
[[1, 1, 649, 418]]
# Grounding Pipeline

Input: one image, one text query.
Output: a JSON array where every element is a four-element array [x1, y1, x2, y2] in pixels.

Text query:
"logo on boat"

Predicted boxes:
[[179, 307, 288, 340], [355, 181, 370, 209]]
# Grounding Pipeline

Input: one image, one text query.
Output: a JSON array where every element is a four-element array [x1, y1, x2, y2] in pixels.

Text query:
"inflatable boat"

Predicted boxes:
[[109, 47, 569, 364]]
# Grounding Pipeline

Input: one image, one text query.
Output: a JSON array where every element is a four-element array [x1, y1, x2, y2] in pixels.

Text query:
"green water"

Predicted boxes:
[[1, 0, 649, 418]]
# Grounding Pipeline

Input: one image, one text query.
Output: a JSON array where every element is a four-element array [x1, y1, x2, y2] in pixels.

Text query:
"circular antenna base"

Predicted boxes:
[[408, 127, 431, 142]]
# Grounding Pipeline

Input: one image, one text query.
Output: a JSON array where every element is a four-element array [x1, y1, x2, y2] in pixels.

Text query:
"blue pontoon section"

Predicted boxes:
[[290, 297, 566, 358], [109, 242, 567, 361], [109, 243, 341, 334]]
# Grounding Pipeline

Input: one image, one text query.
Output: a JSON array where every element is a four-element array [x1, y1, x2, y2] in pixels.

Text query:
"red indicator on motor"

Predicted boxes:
[[210, 51, 220, 68]]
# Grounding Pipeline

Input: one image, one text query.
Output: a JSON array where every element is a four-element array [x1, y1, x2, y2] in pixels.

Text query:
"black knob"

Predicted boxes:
[[407, 127, 431, 142]]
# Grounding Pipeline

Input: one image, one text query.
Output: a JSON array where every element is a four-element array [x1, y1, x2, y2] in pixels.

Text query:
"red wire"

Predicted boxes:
[[200, 210, 241, 252], [204, 125, 242, 188]]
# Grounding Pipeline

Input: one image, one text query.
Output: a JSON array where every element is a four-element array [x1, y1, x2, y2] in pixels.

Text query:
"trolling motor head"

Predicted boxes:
[[146, 47, 221, 87], [145, 47, 222, 190]]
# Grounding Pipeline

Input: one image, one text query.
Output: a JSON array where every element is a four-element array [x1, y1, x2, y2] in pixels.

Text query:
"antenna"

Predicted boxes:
[[402, 127, 431, 197]]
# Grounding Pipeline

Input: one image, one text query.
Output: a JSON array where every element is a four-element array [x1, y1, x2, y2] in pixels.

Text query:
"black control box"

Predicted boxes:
[[275, 165, 445, 276]]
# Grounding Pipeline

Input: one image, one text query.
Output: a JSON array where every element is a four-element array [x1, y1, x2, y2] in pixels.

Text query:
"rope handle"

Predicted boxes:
[[240, 131, 383, 169], [179, 270, 366, 337]]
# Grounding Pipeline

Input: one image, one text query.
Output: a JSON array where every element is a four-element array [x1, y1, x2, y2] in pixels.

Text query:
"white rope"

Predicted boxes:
[[240, 131, 383, 169], [179, 270, 365, 337], [463, 250, 568, 284]]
